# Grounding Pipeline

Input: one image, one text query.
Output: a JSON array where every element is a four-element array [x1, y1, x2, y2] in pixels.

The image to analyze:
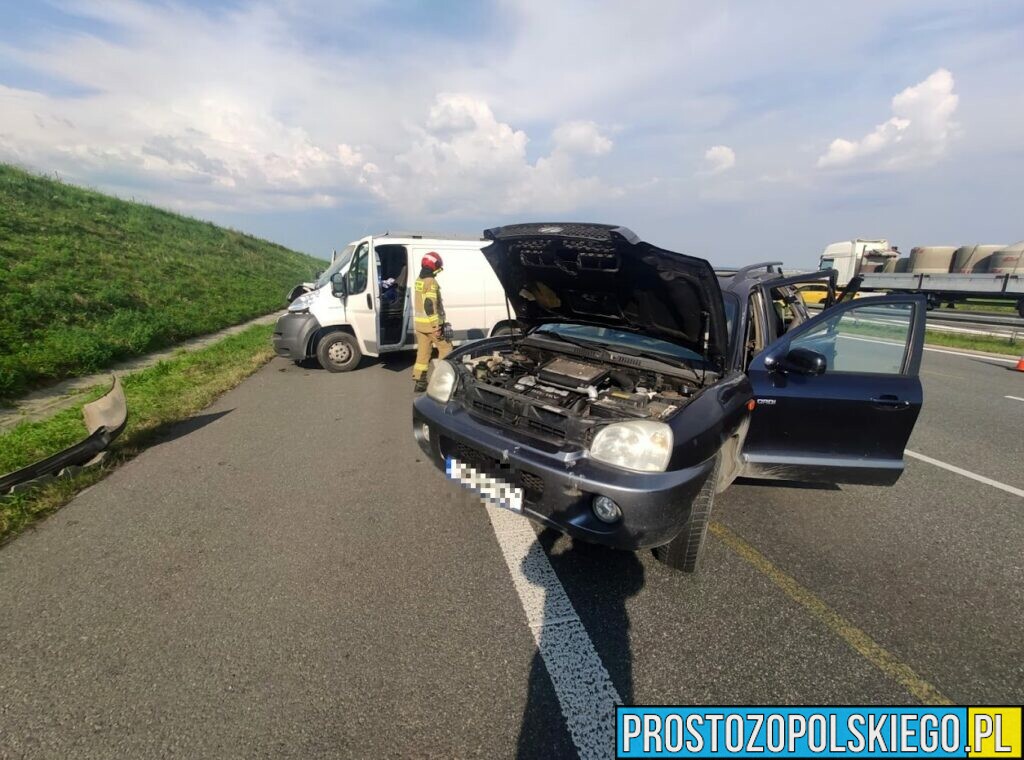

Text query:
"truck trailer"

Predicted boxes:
[[818, 239, 1024, 317]]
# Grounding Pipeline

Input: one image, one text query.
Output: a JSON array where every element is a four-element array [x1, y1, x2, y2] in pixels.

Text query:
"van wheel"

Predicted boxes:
[[652, 455, 721, 573], [317, 332, 361, 372]]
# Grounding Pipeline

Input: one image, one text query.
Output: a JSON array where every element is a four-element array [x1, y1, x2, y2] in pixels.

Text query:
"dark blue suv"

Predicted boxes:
[[412, 223, 926, 573]]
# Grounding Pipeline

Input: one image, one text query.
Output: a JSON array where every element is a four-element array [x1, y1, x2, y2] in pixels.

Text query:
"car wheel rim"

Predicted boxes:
[[328, 342, 351, 364]]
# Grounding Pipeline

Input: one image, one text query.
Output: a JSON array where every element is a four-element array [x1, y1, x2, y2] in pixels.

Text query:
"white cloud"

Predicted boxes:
[[817, 68, 959, 169], [552, 121, 613, 156], [370, 94, 617, 216], [0, 3, 386, 210], [702, 145, 736, 175], [0, 3, 620, 216]]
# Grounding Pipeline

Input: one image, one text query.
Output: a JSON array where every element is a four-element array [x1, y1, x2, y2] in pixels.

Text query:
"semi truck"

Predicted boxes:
[[819, 239, 1024, 317]]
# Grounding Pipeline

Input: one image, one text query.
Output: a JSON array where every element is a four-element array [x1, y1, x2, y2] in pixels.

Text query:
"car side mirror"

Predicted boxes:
[[771, 347, 827, 375], [331, 272, 347, 298]]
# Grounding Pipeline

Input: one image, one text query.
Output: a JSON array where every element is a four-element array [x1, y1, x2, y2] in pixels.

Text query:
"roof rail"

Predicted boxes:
[[373, 231, 485, 241], [732, 261, 785, 278]]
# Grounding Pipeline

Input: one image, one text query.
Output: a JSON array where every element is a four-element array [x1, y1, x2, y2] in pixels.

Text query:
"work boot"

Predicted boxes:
[[414, 378, 428, 393]]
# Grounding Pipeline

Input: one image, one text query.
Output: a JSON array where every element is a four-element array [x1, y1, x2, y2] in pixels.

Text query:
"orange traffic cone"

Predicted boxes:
[[1016, 357, 1024, 372]]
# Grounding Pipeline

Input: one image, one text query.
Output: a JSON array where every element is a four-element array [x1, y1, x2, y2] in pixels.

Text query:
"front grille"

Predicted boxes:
[[446, 438, 503, 476], [519, 470, 545, 500], [527, 418, 565, 440], [441, 437, 544, 502], [471, 399, 506, 419]]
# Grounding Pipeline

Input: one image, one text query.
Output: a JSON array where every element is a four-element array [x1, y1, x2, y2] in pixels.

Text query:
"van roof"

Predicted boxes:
[[372, 231, 486, 242]]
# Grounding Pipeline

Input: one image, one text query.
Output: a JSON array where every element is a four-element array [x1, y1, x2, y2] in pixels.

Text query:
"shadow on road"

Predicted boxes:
[[377, 352, 416, 373], [152, 409, 233, 446], [732, 477, 841, 491], [516, 529, 645, 758]]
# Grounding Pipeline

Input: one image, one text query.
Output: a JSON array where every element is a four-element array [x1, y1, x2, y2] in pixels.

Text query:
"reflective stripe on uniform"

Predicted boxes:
[[413, 362, 429, 371], [415, 316, 440, 324]]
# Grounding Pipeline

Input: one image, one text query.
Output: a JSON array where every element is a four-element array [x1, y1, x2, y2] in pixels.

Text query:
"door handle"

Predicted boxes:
[[870, 395, 910, 409], [366, 293, 373, 310]]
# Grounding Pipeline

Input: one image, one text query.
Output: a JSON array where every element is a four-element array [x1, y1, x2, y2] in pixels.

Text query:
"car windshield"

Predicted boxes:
[[315, 244, 357, 288], [532, 323, 709, 365]]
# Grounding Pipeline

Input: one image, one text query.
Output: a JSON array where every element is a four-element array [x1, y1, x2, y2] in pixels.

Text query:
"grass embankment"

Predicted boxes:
[[0, 163, 323, 402], [0, 323, 274, 541], [922, 331, 1021, 356]]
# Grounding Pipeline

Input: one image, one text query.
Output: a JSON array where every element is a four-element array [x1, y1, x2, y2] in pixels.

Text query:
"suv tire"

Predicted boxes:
[[653, 455, 721, 573], [316, 332, 361, 372]]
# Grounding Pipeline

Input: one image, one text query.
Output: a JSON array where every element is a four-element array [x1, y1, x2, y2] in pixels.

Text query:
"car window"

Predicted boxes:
[[788, 302, 914, 375], [346, 242, 370, 295]]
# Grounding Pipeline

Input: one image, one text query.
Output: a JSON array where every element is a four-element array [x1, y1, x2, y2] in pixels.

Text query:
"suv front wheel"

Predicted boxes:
[[652, 455, 721, 573]]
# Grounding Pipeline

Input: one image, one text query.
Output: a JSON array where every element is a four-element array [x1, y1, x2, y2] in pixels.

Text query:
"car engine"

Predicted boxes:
[[453, 341, 704, 443]]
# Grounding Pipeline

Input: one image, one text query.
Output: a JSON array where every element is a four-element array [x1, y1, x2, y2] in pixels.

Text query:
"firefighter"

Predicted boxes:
[[413, 251, 453, 392]]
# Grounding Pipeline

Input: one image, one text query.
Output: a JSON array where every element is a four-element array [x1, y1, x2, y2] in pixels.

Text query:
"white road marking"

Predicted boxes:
[[1006, 395, 1024, 403], [905, 450, 1024, 499], [487, 505, 621, 760]]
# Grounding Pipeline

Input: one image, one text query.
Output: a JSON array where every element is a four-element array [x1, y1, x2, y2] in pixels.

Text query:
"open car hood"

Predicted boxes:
[[482, 223, 727, 368]]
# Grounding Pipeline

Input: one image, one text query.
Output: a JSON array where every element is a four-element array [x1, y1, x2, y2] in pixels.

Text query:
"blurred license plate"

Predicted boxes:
[[445, 457, 523, 513]]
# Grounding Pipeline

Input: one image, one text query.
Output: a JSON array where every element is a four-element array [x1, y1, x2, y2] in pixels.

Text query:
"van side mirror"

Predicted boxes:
[[771, 347, 827, 376], [331, 272, 347, 298]]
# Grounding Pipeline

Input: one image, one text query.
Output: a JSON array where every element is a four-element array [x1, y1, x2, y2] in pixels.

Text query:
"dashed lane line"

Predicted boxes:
[[487, 505, 621, 760], [905, 450, 1024, 499], [709, 521, 953, 706]]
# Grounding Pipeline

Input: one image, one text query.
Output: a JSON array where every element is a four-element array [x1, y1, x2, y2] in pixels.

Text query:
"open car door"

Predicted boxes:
[[740, 295, 926, 485], [760, 268, 839, 308]]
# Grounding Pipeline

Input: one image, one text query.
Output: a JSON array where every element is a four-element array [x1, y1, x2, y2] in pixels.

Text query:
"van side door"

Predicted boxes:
[[343, 239, 380, 355]]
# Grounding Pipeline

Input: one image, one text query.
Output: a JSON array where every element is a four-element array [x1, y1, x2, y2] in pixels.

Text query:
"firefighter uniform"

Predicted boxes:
[[413, 274, 453, 385]]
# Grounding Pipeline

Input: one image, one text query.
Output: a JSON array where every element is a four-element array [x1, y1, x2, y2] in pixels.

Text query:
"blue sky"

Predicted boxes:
[[2, 1, 1023, 265]]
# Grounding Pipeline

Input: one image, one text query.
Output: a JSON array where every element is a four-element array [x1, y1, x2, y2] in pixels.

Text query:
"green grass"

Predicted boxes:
[[936, 300, 1018, 315], [0, 323, 275, 541], [0, 163, 324, 402], [922, 330, 1021, 356]]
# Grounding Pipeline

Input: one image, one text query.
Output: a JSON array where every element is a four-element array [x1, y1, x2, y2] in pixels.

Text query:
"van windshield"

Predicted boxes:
[[315, 244, 357, 288]]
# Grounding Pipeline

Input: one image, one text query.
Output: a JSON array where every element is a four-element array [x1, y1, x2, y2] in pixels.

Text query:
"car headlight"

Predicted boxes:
[[288, 293, 312, 312], [426, 360, 457, 403], [590, 420, 673, 472]]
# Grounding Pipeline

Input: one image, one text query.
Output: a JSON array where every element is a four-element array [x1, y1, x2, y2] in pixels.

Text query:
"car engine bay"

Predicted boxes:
[[453, 339, 711, 443]]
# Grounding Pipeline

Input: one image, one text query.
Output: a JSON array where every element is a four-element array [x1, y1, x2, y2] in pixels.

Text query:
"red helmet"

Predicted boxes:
[[421, 251, 443, 273]]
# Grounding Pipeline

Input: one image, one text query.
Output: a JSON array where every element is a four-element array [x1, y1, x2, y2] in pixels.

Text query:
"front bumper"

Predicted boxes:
[[412, 396, 717, 550], [272, 312, 319, 360]]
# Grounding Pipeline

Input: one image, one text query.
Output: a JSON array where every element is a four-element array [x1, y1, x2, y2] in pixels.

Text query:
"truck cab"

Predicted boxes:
[[818, 239, 891, 287]]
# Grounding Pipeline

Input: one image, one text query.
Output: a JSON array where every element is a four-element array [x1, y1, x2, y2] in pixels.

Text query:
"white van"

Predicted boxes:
[[272, 232, 514, 371]]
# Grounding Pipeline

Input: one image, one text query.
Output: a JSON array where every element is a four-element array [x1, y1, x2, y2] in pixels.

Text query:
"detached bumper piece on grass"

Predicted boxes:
[[0, 377, 128, 495]]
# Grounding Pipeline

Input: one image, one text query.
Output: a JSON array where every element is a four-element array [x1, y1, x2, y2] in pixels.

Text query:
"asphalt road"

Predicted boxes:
[[1, 345, 1022, 758]]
